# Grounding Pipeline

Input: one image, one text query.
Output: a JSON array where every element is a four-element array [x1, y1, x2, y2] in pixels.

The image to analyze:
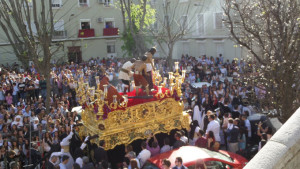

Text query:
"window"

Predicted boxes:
[[105, 21, 114, 28], [24, 21, 37, 35], [79, 0, 89, 7], [52, 0, 62, 8], [180, 15, 188, 30], [214, 12, 224, 29], [107, 42, 115, 53], [104, 0, 113, 7], [80, 20, 91, 29], [197, 14, 204, 35], [179, 0, 189, 2], [53, 20, 66, 38], [54, 20, 64, 31]]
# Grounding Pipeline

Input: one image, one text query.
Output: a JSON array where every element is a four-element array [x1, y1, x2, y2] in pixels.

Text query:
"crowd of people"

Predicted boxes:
[[0, 53, 275, 169]]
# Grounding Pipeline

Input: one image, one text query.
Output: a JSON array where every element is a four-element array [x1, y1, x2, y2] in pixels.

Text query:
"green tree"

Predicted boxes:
[[119, 0, 155, 57]]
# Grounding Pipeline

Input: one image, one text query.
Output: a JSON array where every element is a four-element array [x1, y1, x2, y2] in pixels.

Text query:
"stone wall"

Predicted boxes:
[[245, 107, 300, 169]]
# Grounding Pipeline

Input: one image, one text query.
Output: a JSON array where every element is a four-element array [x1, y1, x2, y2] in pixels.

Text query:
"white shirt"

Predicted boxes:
[[180, 136, 188, 144], [75, 157, 83, 168], [206, 120, 221, 142], [59, 163, 67, 169], [160, 145, 171, 154], [34, 79, 39, 89], [245, 119, 252, 137], [220, 68, 227, 76], [137, 149, 151, 167], [118, 61, 133, 81]]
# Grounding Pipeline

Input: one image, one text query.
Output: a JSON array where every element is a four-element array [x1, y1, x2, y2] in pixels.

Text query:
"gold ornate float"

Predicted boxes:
[[76, 62, 190, 150]]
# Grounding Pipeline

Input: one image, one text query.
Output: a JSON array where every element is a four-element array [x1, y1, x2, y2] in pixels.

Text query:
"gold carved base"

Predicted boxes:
[[79, 98, 190, 150]]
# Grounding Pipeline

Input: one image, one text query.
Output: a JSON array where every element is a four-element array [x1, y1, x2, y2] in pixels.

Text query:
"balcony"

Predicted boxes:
[[53, 30, 67, 39], [79, 3, 89, 7], [78, 29, 95, 38], [103, 28, 118, 36]]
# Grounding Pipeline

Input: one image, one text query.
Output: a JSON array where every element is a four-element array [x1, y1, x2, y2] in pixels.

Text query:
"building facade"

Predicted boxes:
[[151, 0, 245, 60], [0, 0, 124, 65], [0, 0, 245, 65]]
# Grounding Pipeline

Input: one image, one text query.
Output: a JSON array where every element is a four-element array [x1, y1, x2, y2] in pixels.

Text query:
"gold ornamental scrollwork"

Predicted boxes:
[[79, 98, 190, 150], [76, 67, 189, 150]]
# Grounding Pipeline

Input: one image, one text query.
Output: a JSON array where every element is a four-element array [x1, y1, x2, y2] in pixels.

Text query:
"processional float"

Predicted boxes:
[[76, 62, 190, 150]]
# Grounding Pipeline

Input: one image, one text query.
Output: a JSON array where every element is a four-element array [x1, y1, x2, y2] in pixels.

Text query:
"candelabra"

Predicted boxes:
[[75, 63, 189, 150], [155, 86, 165, 99], [76, 76, 129, 117], [151, 62, 185, 99]]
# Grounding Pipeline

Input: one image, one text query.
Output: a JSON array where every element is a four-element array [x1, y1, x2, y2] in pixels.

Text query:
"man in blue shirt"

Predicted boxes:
[[22, 106, 31, 117]]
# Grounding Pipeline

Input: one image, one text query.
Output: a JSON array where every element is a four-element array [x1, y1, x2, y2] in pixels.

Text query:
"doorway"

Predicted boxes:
[[68, 46, 82, 64]]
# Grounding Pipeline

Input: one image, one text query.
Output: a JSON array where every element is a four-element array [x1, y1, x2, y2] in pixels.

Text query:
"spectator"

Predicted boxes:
[[82, 156, 95, 169], [189, 120, 200, 146], [258, 133, 268, 151], [47, 152, 62, 169], [137, 141, 151, 167], [195, 130, 207, 148], [231, 104, 240, 119], [124, 144, 135, 160], [125, 151, 140, 169], [172, 157, 187, 169], [179, 130, 188, 145], [129, 159, 140, 169], [160, 138, 171, 154], [146, 133, 160, 157], [205, 114, 220, 150], [173, 132, 185, 149], [59, 155, 70, 169], [39, 75, 47, 100], [162, 159, 171, 169], [94, 140, 108, 167], [226, 118, 240, 153]]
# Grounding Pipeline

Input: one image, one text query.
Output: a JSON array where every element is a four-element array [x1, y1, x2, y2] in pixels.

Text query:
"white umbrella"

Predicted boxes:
[[71, 106, 83, 114]]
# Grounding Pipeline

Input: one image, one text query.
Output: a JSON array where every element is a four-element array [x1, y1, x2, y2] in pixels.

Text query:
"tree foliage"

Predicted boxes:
[[223, 0, 300, 122], [119, 0, 155, 57]]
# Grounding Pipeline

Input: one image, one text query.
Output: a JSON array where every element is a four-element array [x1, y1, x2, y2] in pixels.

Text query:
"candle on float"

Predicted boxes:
[[163, 77, 167, 85], [168, 72, 173, 80], [182, 70, 186, 79], [158, 86, 162, 94], [174, 62, 179, 71], [103, 84, 108, 96], [95, 76, 100, 84], [124, 95, 128, 103], [90, 87, 95, 96]]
